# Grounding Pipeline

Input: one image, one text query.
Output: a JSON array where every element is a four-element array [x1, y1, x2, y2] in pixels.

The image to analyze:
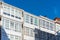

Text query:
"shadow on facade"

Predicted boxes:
[[0, 26, 10, 40], [34, 28, 60, 40]]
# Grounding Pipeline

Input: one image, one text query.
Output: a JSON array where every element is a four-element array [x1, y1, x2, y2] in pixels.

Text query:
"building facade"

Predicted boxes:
[[38, 16, 60, 40], [0, 1, 60, 40], [0, 2, 23, 40]]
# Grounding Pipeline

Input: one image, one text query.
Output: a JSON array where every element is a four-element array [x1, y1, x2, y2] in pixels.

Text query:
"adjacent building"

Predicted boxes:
[[0, 1, 60, 40], [0, 2, 23, 40], [23, 11, 39, 40], [38, 16, 60, 40]]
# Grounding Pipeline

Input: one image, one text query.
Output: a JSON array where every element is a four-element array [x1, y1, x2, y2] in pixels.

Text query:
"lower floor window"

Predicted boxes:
[[24, 27, 34, 37], [9, 34, 21, 40], [2, 17, 22, 32]]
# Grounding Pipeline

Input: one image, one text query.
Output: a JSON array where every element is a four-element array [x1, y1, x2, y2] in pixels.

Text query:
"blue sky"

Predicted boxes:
[[4, 0, 60, 19]]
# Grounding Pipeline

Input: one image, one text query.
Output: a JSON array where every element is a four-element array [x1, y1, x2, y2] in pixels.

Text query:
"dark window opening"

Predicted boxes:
[[3, 12, 10, 16], [15, 16, 21, 19], [11, 15, 14, 17]]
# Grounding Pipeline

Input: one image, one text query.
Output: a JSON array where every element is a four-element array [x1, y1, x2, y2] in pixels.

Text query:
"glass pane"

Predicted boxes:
[[15, 22, 18, 32], [10, 21, 14, 30], [5, 19, 9, 29]]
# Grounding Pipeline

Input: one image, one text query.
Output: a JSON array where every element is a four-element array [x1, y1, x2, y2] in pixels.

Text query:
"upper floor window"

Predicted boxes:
[[15, 16, 21, 19], [10, 8, 14, 16], [3, 6, 10, 12], [39, 19, 42, 26], [3, 12, 21, 19], [15, 10, 21, 17], [3, 12, 10, 16], [17, 11, 20, 17], [50, 23, 53, 31], [25, 14, 29, 23], [30, 16, 33, 24], [42, 20, 45, 28], [34, 18, 38, 26], [46, 22, 49, 29], [24, 27, 34, 37], [53, 24, 56, 31]]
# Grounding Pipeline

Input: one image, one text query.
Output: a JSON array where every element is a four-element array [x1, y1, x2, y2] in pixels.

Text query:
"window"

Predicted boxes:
[[10, 8, 15, 17], [46, 22, 49, 29], [2, 17, 22, 32], [10, 21, 14, 30], [9, 35, 21, 40], [17, 11, 20, 17], [56, 25, 60, 31], [15, 22, 19, 32], [18, 23, 22, 32], [15, 22, 22, 32], [3, 12, 10, 16], [15, 16, 21, 19], [42, 20, 45, 28], [3, 6, 6, 9], [11, 7, 14, 15], [3, 6, 8, 11], [5, 19, 9, 29], [14, 10, 21, 18], [25, 27, 29, 35], [30, 16, 33, 24], [14, 10, 17, 16], [39, 19, 42, 26], [10, 35, 14, 40], [24, 27, 34, 37], [3, 5, 10, 14], [2, 18, 9, 29], [15, 36, 19, 40], [34, 18, 38, 26], [11, 15, 14, 17], [25, 14, 29, 23], [2, 18, 5, 27], [52, 24, 56, 31], [50, 23, 53, 31], [29, 28, 34, 37]]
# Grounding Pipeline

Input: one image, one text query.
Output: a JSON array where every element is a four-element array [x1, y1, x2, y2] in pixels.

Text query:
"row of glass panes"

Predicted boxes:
[[56, 25, 60, 31], [3, 12, 21, 19], [8, 34, 21, 40], [40, 19, 56, 31], [24, 27, 34, 37], [24, 14, 39, 26], [2, 17, 22, 32], [3, 5, 22, 17], [39, 31, 54, 40]]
